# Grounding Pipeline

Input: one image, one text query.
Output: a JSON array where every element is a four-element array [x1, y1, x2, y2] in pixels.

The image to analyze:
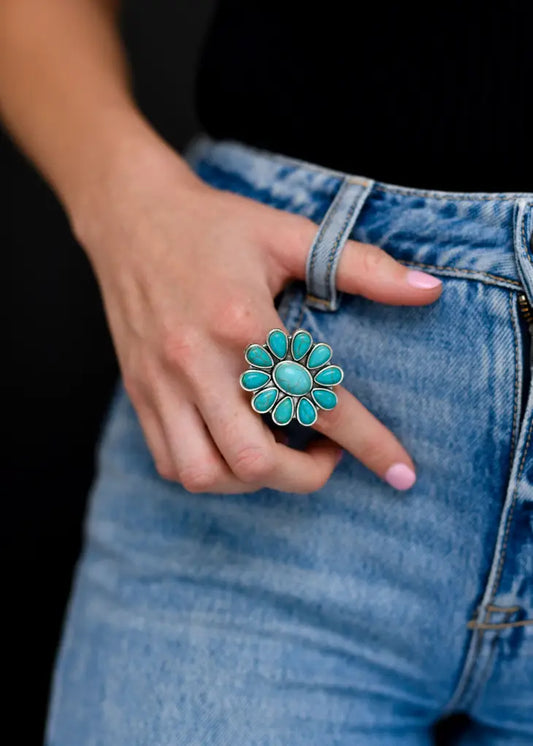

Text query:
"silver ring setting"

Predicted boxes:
[[239, 328, 344, 426]]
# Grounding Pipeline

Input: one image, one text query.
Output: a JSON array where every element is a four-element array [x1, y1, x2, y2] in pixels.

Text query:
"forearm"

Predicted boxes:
[[0, 0, 187, 226]]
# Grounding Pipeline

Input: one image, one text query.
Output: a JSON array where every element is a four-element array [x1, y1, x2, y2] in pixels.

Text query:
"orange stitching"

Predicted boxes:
[[466, 619, 533, 630], [486, 604, 521, 613], [305, 294, 330, 305]]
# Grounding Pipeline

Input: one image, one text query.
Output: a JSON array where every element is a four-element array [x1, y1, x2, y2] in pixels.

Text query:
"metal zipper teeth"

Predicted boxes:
[[518, 292, 533, 324], [518, 293, 533, 370]]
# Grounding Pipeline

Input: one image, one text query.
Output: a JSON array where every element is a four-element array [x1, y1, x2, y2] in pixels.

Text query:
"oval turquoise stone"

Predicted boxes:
[[297, 397, 317, 426], [307, 343, 332, 369], [314, 365, 343, 386], [272, 396, 294, 425], [252, 387, 278, 413], [311, 388, 338, 410], [267, 329, 288, 359], [245, 344, 273, 368], [240, 370, 271, 391], [291, 331, 312, 360], [273, 361, 312, 395]]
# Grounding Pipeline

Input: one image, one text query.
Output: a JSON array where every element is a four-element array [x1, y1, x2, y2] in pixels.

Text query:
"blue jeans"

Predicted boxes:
[[46, 137, 533, 745]]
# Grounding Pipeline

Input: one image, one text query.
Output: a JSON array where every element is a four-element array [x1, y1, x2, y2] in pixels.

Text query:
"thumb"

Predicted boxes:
[[283, 217, 443, 306]]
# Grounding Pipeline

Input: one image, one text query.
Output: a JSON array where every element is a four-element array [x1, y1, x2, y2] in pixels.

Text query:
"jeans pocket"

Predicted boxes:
[[295, 275, 520, 477]]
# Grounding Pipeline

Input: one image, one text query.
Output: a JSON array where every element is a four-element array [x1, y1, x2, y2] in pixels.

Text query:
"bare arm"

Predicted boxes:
[[0, 0, 153, 221], [0, 0, 438, 492]]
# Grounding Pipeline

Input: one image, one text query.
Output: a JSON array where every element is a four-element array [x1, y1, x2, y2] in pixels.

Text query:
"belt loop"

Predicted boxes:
[[305, 176, 374, 311]]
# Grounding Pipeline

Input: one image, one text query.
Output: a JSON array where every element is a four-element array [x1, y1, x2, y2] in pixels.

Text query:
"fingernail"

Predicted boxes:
[[336, 449, 344, 465], [406, 270, 442, 289], [384, 463, 416, 490]]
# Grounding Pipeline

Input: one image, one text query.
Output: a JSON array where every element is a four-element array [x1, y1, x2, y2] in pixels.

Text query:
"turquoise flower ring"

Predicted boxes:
[[239, 328, 344, 427]]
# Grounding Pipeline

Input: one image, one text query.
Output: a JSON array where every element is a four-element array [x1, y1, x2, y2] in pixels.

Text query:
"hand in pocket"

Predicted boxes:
[[75, 136, 442, 493]]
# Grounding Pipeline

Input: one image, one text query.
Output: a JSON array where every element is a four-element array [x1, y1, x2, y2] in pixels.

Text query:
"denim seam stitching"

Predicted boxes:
[[467, 602, 524, 630], [488, 410, 533, 606], [320, 194, 359, 310], [462, 629, 502, 711], [195, 138, 533, 202], [260, 149, 533, 202], [302, 265, 524, 326], [486, 604, 521, 613], [371, 185, 530, 202], [398, 260, 523, 287], [442, 627, 484, 714], [486, 204, 533, 603], [467, 619, 533, 630], [508, 293, 521, 470], [306, 293, 332, 305]]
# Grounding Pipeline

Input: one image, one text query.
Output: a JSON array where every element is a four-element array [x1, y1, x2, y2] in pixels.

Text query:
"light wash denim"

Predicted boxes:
[[46, 136, 533, 745]]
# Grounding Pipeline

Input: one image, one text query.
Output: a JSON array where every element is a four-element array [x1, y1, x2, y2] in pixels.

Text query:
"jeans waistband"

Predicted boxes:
[[185, 134, 533, 297]]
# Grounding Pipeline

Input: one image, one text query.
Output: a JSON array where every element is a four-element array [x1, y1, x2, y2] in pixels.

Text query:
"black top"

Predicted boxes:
[[195, 1, 532, 192]]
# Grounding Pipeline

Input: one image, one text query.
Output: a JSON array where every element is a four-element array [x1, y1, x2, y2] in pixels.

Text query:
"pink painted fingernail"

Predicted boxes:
[[336, 449, 344, 465], [406, 270, 442, 289], [384, 463, 416, 490]]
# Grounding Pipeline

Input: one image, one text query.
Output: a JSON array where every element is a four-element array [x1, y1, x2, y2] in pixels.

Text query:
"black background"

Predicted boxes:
[[3, 1, 465, 742], [3, 2, 214, 742]]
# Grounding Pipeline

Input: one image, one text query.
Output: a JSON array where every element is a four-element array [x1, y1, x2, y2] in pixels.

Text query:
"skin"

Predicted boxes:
[[0, 0, 443, 494]]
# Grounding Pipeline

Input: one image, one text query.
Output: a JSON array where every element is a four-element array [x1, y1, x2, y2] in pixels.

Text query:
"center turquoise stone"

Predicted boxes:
[[273, 361, 312, 396]]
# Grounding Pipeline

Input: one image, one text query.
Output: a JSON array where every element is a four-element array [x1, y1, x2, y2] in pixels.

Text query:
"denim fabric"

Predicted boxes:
[[304, 177, 374, 311], [46, 136, 533, 745]]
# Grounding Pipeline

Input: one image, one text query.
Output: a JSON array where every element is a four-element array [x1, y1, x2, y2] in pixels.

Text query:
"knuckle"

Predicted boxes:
[[156, 461, 178, 482], [232, 445, 275, 482], [214, 297, 260, 345], [179, 465, 219, 493], [160, 325, 201, 369], [361, 243, 387, 275]]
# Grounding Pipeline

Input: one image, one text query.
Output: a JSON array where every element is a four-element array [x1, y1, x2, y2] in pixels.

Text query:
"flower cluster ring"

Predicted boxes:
[[239, 328, 343, 427]]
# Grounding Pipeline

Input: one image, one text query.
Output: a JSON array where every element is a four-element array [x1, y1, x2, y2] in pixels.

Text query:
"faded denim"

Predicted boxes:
[[46, 136, 533, 745]]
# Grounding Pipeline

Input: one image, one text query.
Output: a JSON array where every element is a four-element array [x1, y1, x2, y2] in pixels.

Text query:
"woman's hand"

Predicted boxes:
[[75, 133, 442, 494]]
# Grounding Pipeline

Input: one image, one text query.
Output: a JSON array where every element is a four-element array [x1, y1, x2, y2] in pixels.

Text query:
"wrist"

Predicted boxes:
[[63, 108, 201, 245]]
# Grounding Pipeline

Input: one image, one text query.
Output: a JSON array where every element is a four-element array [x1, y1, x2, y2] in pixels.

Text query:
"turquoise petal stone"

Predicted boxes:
[[291, 330, 312, 360], [240, 370, 271, 391], [272, 395, 294, 425], [314, 365, 343, 386], [252, 386, 278, 413], [245, 344, 273, 368], [311, 387, 338, 410], [307, 343, 332, 369], [273, 361, 312, 395], [267, 329, 288, 359], [297, 397, 317, 426]]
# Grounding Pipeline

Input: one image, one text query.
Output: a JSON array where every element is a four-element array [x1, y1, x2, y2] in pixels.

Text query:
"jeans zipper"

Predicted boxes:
[[517, 292, 533, 432], [517, 292, 533, 368]]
